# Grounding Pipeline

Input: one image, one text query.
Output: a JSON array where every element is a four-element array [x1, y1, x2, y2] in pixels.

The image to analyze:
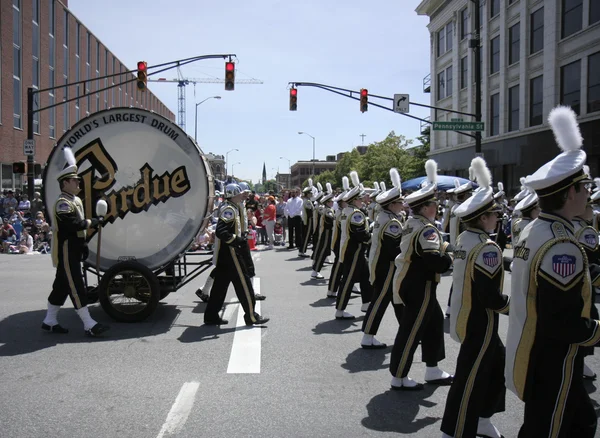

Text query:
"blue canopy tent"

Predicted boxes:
[[401, 175, 477, 192]]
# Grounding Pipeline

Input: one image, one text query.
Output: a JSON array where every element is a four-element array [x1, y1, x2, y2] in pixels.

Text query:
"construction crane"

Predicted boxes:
[[149, 68, 263, 130]]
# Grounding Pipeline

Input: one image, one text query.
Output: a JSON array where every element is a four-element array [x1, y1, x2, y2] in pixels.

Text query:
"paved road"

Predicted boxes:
[[0, 247, 599, 438]]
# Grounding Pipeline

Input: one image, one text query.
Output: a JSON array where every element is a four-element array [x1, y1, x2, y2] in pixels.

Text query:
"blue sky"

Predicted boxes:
[[69, 0, 431, 183]]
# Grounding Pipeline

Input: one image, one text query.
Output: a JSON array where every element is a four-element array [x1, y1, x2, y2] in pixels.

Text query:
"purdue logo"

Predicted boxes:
[[76, 138, 191, 237], [514, 243, 530, 261]]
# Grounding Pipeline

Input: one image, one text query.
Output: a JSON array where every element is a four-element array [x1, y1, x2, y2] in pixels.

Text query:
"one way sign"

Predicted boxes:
[[394, 94, 410, 113]]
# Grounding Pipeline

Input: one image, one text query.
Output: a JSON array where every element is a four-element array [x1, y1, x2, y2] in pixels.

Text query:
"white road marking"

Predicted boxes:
[[221, 299, 239, 323], [226, 277, 262, 374], [156, 381, 200, 438]]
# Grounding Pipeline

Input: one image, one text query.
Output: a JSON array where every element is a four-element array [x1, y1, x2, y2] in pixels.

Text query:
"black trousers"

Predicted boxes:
[[336, 247, 372, 311], [441, 335, 506, 437], [300, 218, 313, 254], [312, 229, 331, 273], [389, 280, 445, 378], [519, 352, 597, 438], [205, 250, 257, 323], [362, 262, 397, 335], [311, 220, 320, 260], [48, 239, 87, 310], [328, 260, 343, 294], [288, 216, 303, 248]]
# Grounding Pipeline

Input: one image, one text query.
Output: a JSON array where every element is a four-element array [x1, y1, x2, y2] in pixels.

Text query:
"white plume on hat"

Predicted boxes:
[[64, 147, 76, 167], [350, 170, 361, 187], [471, 156, 492, 190], [342, 176, 350, 191], [308, 178, 313, 188], [454, 179, 460, 189], [548, 106, 583, 153], [583, 165, 591, 178], [380, 181, 387, 192], [468, 166, 475, 181], [519, 177, 526, 190], [374, 181, 380, 191], [497, 182, 504, 192], [594, 177, 600, 192], [326, 182, 332, 194], [425, 159, 438, 185], [390, 168, 402, 194]]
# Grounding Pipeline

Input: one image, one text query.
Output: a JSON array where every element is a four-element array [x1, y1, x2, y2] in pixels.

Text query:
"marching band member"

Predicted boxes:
[[310, 183, 324, 261], [327, 177, 350, 298], [510, 186, 539, 247], [42, 147, 109, 337], [389, 159, 453, 390], [299, 180, 314, 257], [492, 182, 509, 251], [366, 182, 381, 223], [441, 157, 509, 438], [204, 183, 269, 326], [311, 183, 335, 280], [441, 180, 459, 234], [335, 171, 372, 319], [361, 168, 404, 349], [506, 106, 600, 437]]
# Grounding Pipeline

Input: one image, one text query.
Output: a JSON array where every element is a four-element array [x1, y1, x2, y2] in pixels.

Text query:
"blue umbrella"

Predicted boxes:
[[401, 175, 477, 192]]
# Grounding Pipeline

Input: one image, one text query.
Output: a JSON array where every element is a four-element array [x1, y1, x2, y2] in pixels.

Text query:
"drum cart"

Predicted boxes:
[[83, 249, 214, 322]]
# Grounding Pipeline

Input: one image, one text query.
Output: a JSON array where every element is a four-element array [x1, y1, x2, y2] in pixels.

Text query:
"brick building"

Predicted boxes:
[[1, 0, 174, 190]]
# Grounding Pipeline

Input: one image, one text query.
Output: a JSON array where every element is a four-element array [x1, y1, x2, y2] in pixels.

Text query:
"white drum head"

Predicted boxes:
[[44, 108, 213, 272]]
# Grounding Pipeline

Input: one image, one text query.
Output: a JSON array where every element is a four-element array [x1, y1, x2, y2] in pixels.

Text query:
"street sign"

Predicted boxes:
[[23, 139, 35, 156], [393, 94, 409, 113], [432, 121, 485, 131]]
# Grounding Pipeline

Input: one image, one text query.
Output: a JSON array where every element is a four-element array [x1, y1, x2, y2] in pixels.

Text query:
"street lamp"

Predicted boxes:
[[298, 131, 316, 177], [226, 148, 239, 180], [231, 162, 241, 178], [194, 96, 221, 143]]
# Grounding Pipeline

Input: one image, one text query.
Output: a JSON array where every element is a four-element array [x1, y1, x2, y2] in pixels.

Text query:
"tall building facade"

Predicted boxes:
[[0, 0, 175, 190], [416, 0, 600, 194]]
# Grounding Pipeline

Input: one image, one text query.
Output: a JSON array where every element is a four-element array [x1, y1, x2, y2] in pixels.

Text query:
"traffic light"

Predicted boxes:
[[289, 88, 298, 111], [225, 62, 235, 91], [137, 61, 148, 91], [34, 163, 42, 175], [12, 162, 26, 174], [360, 89, 368, 113]]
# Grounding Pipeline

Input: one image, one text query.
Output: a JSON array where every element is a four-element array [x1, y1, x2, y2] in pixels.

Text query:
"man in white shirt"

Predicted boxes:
[[284, 188, 303, 250]]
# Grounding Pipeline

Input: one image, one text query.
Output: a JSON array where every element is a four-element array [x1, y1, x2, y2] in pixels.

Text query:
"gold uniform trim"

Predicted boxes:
[[63, 240, 82, 309], [229, 247, 255, 321], [549, 344, 578, 437], [314, 229, 330, 269], [337, 246, 362, 311], [364, 262, 394, 333]]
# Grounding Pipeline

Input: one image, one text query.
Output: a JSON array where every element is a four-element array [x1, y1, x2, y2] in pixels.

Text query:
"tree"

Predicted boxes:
[[313, 170, 336, 189]]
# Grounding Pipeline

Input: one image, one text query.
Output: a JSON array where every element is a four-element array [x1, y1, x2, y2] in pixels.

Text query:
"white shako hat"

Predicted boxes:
[[454, 156, 502, 221], [312, 182, 324, 202], [405, 159, 438, 209], [321, 183, 334, 203], [525, 106, 591, 197], [303, 178, 314, 194], [333, 176, 350, 203], [369, 181, 381, 198], [513, 177, 529, 202], [380, 181, 387, 193], [494, 182, 505, 200], [446, 178, 460, 195], [376, 168, 403, 206], [514, 188, 539, 214], [57, 147, 80, 181], [343, 171, 366, 202]]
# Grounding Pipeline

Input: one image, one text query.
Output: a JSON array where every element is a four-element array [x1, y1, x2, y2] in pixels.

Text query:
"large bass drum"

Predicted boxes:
[[44, 108, 214, 272]]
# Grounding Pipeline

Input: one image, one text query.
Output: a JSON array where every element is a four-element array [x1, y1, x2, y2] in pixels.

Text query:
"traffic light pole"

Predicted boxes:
[[26, 88, 34, 201], [472, 0, 482, 154]]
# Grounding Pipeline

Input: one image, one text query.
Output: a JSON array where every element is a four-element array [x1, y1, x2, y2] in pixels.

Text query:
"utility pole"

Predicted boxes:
[[471, 0, 482, 154], [26, 88, 34, 201]]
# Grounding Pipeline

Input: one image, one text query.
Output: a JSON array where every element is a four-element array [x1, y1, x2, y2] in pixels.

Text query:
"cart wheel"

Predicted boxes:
[[98, 261, 160, 322]]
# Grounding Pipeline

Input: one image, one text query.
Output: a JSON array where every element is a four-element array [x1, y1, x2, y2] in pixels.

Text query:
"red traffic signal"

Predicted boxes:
[[289, 88, 298, 111], [360, 88, 368, 113], [12, 162, 26, 174], [225, 62, 235, 91], [137, 61, 148, 91]]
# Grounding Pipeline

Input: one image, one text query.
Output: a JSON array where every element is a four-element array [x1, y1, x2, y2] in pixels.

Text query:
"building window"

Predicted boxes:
[[460, 8, 469, 40], [49, 0, 55, 138], [490, 36, 500, 74], [104, 50, 108, 109], [561, 60, 581, 114], [32, 0, 40, 134], [509, 0, 518, 4], [490, 93, 500, 136], [508, 85, 519, 132], [112, 58, 115, 107], [591, 0, 600, 25], [530, 8, 544, 54], [508, 23, 520, 65], [530, 76, 543, 126], [96, 41, 100, 113], [562, 0, 583, 39], [86, 32, 91, 114], [75, 22, 80, 121], [13, 1, 22, 129], [437, 66, 452, 100], [119, 65, 122, 107], [460, 56, 468, 89], [490, 0, 500, 18], [587, 52, 600, 113], [437, 22, 453, 57], [479, 1, 484, 28]]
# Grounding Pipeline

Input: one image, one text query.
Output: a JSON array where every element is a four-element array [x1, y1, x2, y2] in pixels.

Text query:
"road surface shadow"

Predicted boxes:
[[0, 304, 180, 357], [362, 386, 440, 434], [296, 266, 314, 272], [342, 347, 390, 373], [312, 316, 364, 335], [443, 317, 450, 334], [310, 297, 336, 308]]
